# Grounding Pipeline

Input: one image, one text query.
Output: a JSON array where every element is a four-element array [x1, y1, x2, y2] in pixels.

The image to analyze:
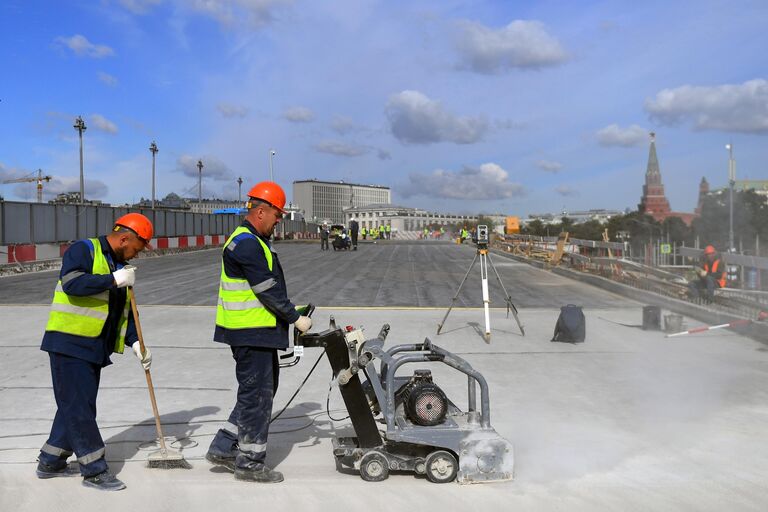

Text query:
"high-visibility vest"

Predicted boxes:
[[385, 225, 391, 232], [704, 259, 727, 288], [216, 227, 277, 330], [45, 238, 129, 354], [361, 228, 366, 235]]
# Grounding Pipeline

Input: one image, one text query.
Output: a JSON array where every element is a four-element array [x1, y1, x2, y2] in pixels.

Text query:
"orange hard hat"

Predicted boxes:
[[704, 245, 716, 255], [247, 181, 287, 213], [114, 213, 154, 243]]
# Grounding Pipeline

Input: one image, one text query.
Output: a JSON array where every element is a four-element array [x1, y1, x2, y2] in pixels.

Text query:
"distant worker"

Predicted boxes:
[[379, 224, 385, 240], [361, 226, 367, 240], [206, 181, 312, 483], [385, 223, 391, 239], [688, 244, 727, 302], [350, 217, 359, 250], [320, 223, 330, 251], [460, 226, 469, 243], [37, 213, 154, 491]]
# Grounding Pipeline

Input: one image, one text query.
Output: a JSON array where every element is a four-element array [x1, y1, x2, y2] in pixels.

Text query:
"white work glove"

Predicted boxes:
[[132, 343, 152, 371], [113, 267, 136, 288], [697, 268, 707, 278], [295, 316, 312, 333]]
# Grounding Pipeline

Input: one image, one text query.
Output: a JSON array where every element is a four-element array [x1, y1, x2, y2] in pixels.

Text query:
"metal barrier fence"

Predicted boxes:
[[0, 201, 244, 244], [0, 200, 325, 245]]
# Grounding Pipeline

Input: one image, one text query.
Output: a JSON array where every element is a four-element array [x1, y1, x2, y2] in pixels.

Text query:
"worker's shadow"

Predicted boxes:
[[104, 405, 220, 475], [265, 401, 336, 469]]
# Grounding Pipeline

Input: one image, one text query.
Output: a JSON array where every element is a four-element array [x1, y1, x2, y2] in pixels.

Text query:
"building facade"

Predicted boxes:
[[186, 198, 245, 214], [343, 203, 477, 232], [293, 179, 390, 224]]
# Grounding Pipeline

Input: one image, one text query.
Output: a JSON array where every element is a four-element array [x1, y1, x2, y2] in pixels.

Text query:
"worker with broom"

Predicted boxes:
[[206, 181, 312, 484], [37, 213, 154, 491]]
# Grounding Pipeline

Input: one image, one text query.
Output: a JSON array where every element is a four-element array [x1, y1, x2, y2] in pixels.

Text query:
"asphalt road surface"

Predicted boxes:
[[0, 241, 634, 308]]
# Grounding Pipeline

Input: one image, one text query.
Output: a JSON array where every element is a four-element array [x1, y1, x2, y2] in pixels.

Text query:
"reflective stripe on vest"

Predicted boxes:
[[216, 227, 277, 330], [45, 238, 128, 354]]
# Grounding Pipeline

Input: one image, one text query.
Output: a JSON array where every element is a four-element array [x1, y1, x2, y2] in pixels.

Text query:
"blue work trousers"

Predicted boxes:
[[38, 352, 108, 477], [208, 347, 279, 468]]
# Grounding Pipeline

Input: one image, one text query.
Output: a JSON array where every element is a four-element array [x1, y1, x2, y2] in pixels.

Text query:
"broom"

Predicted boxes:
[[128, 287, 192, 469]]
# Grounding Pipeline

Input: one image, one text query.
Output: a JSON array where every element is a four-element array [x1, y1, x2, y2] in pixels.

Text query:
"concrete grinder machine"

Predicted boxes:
[[293, 307, 514, 484]]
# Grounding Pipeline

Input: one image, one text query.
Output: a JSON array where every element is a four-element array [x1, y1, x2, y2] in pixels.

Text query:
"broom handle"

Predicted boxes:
[[128, 287, 169, 454]]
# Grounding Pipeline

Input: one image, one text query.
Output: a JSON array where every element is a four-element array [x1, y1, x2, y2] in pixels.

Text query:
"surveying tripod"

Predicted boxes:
[[437, 245, 525, 342]]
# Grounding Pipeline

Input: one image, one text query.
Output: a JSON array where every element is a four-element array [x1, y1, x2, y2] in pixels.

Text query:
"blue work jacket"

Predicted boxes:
[[40, 236, 138, 367]]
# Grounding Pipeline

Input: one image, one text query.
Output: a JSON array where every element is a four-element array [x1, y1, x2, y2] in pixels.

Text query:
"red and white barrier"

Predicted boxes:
[[0, 235, 226, 264]]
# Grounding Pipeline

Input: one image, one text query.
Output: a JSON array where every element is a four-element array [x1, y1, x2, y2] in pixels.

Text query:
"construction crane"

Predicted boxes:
[[2, 169, 53, 203]]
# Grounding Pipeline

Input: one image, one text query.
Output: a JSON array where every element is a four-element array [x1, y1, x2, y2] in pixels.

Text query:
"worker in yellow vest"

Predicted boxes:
[[206, 181, 311, 484], [38, 213, 153, 491]]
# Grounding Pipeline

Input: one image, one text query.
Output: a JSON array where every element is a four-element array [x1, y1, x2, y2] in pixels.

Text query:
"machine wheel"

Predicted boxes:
[[425, 450, 458, 483], [360, 452, 389, 482]]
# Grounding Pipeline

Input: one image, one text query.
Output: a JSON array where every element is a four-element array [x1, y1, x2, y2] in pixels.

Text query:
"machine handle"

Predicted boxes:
[[378, 324, 390, 341]]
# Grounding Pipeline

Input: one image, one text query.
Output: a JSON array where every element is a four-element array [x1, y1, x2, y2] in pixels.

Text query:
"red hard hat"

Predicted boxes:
[[704, 245, 716, 255], [114, 213, 154, 243], [247, 181, 287, 213]]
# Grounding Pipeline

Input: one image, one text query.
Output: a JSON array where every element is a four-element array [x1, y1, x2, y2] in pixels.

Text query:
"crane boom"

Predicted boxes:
[[2, 169, 53, 203]]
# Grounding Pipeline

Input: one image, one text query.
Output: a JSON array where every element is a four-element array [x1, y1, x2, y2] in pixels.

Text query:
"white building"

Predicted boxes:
[[187, 199, 245, 214], [343, 204, 477, 232], [293, 179, 390, 224]]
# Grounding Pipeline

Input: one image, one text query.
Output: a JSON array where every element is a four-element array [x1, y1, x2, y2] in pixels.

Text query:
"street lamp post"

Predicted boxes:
[[149, 141, 158, 209], [726, 143, 736, 253], [237, 176, 243, 203], [197, 159, 204, 204], [73, 116, 87, 204], [269, 149, 276, 181]]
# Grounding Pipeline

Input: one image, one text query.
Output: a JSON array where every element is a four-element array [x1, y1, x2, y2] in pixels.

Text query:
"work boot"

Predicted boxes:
[[82, 471, 126, 491], [234, 464, 284, 483], [36, 461, 78, 479], [205, 451, 236, 473]]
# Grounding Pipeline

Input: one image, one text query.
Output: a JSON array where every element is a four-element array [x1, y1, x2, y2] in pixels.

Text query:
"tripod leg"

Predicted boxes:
[[487, 253, 525, 336], [437, 251, 478, 334], [480, 252, 491, 342]]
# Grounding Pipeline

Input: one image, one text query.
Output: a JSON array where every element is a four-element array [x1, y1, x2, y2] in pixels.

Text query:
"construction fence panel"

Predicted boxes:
[[0, 201, 247, 245], [31, 203, 56, 243], [3, 202, 33, 244]]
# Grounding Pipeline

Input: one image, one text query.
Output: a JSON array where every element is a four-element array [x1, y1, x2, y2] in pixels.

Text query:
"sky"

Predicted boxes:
[[1, 0, 767, 217]]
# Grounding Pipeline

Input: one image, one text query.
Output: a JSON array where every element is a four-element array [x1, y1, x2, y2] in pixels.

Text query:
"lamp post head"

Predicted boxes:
[[150, 141, 158, 153], [73, 116, 87, 131], [270, 149, 276, 156], [197, 159, 203, 171]]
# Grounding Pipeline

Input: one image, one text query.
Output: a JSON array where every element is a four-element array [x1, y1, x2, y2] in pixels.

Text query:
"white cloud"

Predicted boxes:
[[0, 162, 28, 182], [596, 124, 647, 147], [13, 176, 109, 200], [97, 72, 118, 87], [283, 106, 314, 123], [455, 20, 568, 74], [313, 141, 368, 157], [117, 0, 162, 14], [535, 160, 562, 173], [188, 0, 292, 29], [555, 185, 578, 197], [385, 90, 488, 145], [400, 162, 524, 200], [217, 103, 249, 118], [331, 115, 356, 135], [644, 79, 768, 133], [90, 114, 119, 134], [55, 35, 115, 58], [175, 154, 233, 182]]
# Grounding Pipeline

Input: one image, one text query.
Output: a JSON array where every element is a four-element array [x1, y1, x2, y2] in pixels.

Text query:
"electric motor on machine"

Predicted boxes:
[[397, 370, 448, 426]]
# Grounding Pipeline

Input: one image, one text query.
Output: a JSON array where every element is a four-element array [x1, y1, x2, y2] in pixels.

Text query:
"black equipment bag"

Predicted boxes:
[[552, 304, 585, 343]]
